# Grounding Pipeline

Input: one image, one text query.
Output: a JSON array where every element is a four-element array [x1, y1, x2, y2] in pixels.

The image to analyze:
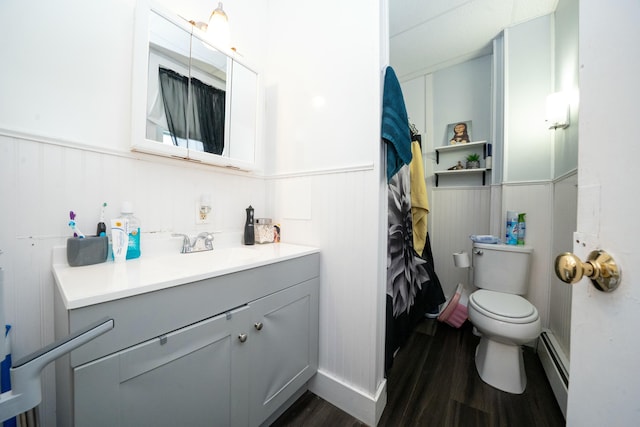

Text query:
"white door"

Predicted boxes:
[[566, 1, 640, 425]]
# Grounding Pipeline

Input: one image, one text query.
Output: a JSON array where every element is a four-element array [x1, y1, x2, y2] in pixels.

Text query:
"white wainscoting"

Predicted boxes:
[[430, 182, 556, 331], [501, 182, 553, 328], [269, 167, 387, 426], [550, 172, 576, 357], [0, 133, 267, 426], [429, 186, 492, 299]]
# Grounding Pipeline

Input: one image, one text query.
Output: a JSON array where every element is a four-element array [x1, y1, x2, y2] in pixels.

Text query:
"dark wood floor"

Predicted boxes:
[[271, 319, 565, 427]]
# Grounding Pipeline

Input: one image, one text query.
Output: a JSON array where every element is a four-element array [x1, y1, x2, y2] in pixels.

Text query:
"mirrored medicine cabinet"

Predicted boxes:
[[131, 0, 258, 170]]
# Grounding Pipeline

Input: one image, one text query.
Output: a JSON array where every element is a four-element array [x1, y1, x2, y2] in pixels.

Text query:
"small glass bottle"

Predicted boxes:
[[255, 218, 274, 244], [120, 202, 141, 259]]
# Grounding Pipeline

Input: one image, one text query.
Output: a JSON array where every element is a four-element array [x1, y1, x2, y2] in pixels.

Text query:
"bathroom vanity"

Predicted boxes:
[[53, 244, 320, 426]]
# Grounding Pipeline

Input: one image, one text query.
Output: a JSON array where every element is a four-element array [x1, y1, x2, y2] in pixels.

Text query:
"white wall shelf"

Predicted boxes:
[[434, 140, 490, 187], [435, 140, 487, 164]]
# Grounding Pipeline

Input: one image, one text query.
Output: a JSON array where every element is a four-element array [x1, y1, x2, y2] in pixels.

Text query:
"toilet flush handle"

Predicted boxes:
[[554, 250, 621, 292], [473, 248, 483, 255]]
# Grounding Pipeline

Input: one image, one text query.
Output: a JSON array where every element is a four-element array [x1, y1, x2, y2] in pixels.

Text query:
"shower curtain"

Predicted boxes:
[[382, 66, 445, 373]]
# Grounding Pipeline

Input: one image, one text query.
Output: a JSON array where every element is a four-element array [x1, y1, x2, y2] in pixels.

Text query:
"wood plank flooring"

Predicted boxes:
[[271, 319, 565, 427]]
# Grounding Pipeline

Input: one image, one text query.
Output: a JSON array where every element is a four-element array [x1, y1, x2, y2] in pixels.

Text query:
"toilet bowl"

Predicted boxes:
[[468, 289, 541, 394]]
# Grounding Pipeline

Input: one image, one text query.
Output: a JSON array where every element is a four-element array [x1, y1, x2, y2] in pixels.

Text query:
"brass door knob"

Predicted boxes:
[[554, 250, 621, 292]]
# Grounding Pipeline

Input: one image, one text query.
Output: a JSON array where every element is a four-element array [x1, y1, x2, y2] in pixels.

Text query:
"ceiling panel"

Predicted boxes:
[[389, 0, 558, 80]]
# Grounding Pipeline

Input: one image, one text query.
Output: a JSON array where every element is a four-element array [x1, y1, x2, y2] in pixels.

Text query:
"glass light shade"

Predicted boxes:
[[207, 2, 230, 48], [546, 92, 570, 129]]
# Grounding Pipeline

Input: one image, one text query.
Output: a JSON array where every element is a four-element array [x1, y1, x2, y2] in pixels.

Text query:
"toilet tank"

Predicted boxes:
[[472, 243, 533, 294]]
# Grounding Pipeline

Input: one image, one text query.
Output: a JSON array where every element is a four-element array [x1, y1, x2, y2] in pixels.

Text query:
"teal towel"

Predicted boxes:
[[382, 66, 412, 181]]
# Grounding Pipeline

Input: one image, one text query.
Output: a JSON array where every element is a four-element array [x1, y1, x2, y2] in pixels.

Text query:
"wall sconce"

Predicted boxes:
[[546, 92, 570, 130], [196, 194, 212, 224]]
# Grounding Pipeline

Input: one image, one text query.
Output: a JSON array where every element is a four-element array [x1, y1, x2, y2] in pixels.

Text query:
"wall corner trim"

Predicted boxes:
[[309, 369, 387, 426]]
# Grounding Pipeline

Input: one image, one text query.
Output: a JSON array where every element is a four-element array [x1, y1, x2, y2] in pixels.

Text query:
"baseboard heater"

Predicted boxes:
[[538, 330, 569, 419]]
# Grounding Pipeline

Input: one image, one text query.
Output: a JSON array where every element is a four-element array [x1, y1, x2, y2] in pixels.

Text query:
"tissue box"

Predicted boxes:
[[66, 236, 108, 267]]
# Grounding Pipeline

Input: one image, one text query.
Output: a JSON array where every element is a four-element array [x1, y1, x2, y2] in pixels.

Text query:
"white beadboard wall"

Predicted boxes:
[[501, 182, 554, 328], [260, 166, 387, 426], [0, 133, 266, 425], [430, 182, 556, 330], [267, 170, 384, 406], [549, 172, 577, 357], [261, 0, 387, 424], [429, 186, 491, 299]]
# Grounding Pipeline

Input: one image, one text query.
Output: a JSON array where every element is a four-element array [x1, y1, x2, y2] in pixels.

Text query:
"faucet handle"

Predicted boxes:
[[196, 232, 215, 250], [171, 233, 192, 253]]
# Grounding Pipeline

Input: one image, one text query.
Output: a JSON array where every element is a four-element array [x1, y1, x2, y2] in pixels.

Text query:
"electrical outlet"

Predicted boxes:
[[195, 201, 211, 224]]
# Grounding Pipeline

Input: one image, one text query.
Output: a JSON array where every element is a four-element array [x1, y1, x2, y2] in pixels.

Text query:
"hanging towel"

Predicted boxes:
[[410, 140, 429, 256], [382, 66, 412, 181]]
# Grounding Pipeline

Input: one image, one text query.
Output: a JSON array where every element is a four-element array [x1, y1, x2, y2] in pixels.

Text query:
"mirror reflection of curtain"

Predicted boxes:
[[158, 67, 189, 144], [189, 77, 225, 154], [158, 67, 226, 154]]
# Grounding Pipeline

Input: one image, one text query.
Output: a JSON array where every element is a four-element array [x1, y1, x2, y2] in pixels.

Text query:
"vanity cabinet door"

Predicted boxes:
[[73, 305, 251, 427], [248, 278, 319, 426]]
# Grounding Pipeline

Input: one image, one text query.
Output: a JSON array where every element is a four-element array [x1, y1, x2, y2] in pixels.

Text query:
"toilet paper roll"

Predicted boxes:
[[453, 251, 470, 268]]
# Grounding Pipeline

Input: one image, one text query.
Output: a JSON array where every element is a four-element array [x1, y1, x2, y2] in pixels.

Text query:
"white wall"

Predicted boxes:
[[553, 0, 579, 178], [2, 0, 389, 426], [263, 1, 381, 176], [264, 0, 387, 424], [401, 76, 426, 136], [432, 56, 492, 148], [504, 15, 553, 182], [0, 0, 270, 425]]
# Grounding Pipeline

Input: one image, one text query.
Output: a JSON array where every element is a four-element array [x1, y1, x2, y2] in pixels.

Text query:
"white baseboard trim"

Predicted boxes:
[[538, 329, 569, 419], [309, 369, 387, 426]]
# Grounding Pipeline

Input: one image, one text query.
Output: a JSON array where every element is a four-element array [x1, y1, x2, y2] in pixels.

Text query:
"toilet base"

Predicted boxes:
[[474, 336, 527, 394]]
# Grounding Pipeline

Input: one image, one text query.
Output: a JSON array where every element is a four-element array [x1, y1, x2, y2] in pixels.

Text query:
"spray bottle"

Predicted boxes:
[[517, 213, 526, 245], [506, 211, 518, 245]]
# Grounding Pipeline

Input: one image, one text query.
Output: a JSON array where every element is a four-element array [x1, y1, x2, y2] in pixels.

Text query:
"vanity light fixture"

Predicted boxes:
[[207, 2, 230, 48], [546, 92, 570, 130], [187, 2, 230, 49]]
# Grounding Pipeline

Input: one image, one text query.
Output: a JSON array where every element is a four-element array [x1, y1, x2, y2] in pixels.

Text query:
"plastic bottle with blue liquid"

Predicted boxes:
[[506, 211, 518, 245]]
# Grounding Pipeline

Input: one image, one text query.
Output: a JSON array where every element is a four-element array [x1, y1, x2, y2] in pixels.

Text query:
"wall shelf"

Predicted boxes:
[[434, 168, 487, 187], [435, 140, 487, 164], [434, 140, 490, 187]]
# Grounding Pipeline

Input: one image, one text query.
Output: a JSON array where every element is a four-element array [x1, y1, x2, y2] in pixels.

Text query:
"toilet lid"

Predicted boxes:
[[470, 290, 539, 323]]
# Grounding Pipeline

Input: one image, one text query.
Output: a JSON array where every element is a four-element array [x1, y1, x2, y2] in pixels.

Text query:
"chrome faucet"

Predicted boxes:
[[172, 232, 215, 253]]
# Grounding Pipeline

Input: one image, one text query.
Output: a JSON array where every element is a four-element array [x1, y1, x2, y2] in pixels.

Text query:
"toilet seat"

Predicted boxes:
[[469, 290, 538, 324]]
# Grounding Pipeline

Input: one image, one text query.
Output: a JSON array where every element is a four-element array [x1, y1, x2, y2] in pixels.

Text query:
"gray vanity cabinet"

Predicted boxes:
[[74, 305, 251, 427], [54, 252, 320, 427], [249, 278, 319, 426]]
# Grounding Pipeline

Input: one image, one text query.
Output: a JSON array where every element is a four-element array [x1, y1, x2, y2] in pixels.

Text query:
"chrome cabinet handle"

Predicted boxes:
[[555, 250, 620, 292], [238, 333, 248, 343], [254, 322, 263, 331]]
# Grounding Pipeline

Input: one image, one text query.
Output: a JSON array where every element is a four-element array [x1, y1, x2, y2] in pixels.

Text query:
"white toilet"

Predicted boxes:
[[467, 242, 541, 394]]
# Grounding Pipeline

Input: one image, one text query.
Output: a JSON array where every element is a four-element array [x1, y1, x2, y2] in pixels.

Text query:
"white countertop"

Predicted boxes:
[[53, 243, 320, 310]]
